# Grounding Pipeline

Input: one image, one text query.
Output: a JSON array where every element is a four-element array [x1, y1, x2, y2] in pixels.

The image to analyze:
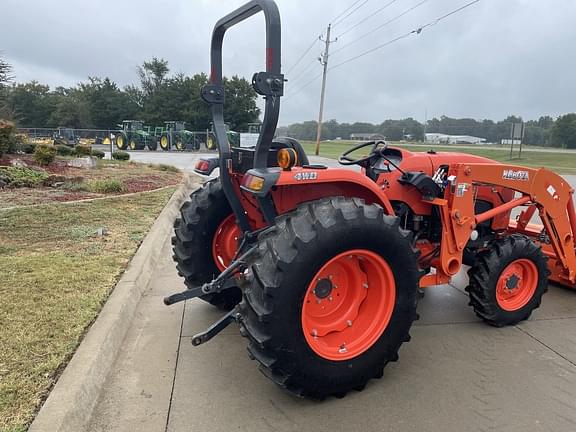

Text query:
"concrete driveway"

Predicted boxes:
[[89, 151, 576, 432]]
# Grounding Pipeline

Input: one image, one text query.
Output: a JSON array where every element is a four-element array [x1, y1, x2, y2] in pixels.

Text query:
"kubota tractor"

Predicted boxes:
[[166, 0, 576, 399]]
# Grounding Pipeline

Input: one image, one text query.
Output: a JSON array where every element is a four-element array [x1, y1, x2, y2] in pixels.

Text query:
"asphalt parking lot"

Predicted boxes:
[[90, 150, 576, 432]]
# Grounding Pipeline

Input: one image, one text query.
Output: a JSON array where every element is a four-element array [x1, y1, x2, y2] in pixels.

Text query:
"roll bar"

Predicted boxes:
[[201, 0, 284, 232]]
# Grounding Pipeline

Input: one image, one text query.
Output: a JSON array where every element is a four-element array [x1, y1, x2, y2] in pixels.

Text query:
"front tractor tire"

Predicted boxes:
[[147, 138, 158, 151], [239, 197, 420, 399], [466, 235, 548, 327], [172, 179, 242, 310], [129, 138, 140, 151], [175, 140, 185, 151]]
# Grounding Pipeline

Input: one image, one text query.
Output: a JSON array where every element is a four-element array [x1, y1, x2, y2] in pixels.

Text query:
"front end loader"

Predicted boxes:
[[166, 0, 576, 399]]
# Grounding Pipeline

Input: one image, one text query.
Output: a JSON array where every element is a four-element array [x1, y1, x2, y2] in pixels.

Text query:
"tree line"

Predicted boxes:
[[1, 54, 575, 148], [0, 57, 260, 132], [279, 114, 576, 149]]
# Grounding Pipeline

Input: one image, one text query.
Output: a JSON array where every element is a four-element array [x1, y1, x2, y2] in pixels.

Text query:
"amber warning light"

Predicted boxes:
[[242, 174, 265, 192]]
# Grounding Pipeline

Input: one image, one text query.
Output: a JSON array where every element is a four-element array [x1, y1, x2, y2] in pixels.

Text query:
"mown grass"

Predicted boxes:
[[0, 187, 176, 431], [301, 140, 576, 174]]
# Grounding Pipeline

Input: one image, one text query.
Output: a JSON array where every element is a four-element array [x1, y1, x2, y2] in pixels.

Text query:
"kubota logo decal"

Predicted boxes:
[[294, 172, 318, 181], [502, 169, 529, 181]]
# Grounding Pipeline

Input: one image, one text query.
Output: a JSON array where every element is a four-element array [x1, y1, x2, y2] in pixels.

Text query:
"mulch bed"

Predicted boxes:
[[0, 155, 182, 208]]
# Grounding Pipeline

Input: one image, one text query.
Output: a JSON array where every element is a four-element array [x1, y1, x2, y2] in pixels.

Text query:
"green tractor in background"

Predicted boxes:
[[115, 120, 158, 151], [159, 121, 201, 152], [206, 122, 240, 150]]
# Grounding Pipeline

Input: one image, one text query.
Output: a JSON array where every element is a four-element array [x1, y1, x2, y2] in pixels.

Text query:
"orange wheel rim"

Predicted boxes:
[[496, 258, 538, 311], [301, 249, 396, 361], [212, 214, 241, 272]]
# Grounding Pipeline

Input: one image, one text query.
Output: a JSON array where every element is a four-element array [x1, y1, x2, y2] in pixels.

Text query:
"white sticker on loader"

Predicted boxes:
[[502, 169, 529, 181], [456, 183, 470, 197]]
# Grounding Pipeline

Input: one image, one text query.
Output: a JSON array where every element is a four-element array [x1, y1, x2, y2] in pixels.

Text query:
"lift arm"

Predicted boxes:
[[432, 163, 576, 284]]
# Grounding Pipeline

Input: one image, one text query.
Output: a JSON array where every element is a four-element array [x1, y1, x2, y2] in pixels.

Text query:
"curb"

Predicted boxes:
[[29, 173, 200, 432]]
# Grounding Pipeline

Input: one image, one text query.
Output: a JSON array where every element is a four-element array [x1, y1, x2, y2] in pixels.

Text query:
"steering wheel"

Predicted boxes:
[[338, 140, 388, 166]]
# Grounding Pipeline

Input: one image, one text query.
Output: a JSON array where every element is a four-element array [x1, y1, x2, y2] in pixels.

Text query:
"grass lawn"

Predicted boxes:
[[0, 187, 176, 432], [301, 141, 576, 174]]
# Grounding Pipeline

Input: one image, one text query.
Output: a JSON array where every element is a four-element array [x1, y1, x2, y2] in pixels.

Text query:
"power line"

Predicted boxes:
[[285, 37, 321, 76], [283, 71, 323, 103], [285, 0, 370, 78], [330, 0, 481, 70], [332, 0, 372, 27], [331, 0, 429, 56], [290, 57, 319, 86], [335, 0, 400, 39], [284, 0, 481, 102], [330, 0, 365, 25]]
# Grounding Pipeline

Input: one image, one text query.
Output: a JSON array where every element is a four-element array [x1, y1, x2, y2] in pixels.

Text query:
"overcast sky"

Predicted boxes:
[[2, 0, 575, 126]]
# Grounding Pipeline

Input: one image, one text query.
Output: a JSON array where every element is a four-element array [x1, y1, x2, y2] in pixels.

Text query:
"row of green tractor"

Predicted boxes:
[[113, 120, 242, 152]]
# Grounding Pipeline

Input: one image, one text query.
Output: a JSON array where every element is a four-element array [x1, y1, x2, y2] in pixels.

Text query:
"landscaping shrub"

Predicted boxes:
[[91, 149, 105, 159], [34, 144, 57, 166], [112, 151, 130, 161], [17, 142, 36, 154], [55, 144, 75, 156], [86, 179, 125, 193], [10, 134, 27, 154], [75, 145, 92, 157], [0, 166, 49, 187], [0, 119, 15, 157]]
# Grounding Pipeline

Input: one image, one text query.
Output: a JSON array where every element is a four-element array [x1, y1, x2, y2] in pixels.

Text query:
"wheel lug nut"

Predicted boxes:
[[339, 343, 347, 353], [347, 320, 352, 327], [329, 296, 333, 301], [311, 329, 318, 337], [363, 283, 369, 289]]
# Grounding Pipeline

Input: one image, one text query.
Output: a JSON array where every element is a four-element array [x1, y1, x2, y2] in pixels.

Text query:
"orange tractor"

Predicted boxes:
[[166, 0, 576, 399]]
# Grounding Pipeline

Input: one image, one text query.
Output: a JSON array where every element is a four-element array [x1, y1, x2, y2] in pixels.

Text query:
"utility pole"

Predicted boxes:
[[314, 24, 336, 156]]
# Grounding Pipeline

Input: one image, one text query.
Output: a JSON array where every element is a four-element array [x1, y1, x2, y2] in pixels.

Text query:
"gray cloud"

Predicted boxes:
[[2, 0, 575, 125]]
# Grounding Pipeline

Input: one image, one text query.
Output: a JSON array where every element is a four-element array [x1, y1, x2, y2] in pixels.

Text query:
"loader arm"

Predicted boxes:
[[431, 163, 576, 285]]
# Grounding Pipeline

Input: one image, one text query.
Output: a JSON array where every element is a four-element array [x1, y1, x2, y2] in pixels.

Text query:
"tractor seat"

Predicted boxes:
[[271, 137, 310, 166]]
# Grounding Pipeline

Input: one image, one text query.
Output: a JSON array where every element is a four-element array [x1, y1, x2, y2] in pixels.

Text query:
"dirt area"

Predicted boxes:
[[0, 154, 182, 208]]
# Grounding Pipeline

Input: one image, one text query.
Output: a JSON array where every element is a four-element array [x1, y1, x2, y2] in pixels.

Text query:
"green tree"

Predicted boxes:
[[6, 81, 53, 127], [0, 54, 13, 118], [48, 87, 91, 128], [222, 75, 260, 131], [552, 114, 576, 149], [0, 54, 11, 89], [137, 57, 169, 97], [80, 77, 139, 129]]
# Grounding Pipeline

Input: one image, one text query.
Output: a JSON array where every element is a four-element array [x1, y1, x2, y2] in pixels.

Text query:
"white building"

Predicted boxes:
[[425, 133, 487, 145]]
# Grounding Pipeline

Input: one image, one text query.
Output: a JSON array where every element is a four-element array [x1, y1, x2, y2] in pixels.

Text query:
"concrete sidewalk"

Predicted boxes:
[[89, 225, 576, 432]]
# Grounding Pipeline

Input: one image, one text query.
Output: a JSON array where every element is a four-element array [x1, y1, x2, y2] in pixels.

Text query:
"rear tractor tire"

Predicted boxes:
[[466, 234, 548, 327], [172, 179, 242, 310], [160, 134, 170, 151], [239, 197, 420, 399], [206, 135, 216, 150], [115, 133, 127, 150]]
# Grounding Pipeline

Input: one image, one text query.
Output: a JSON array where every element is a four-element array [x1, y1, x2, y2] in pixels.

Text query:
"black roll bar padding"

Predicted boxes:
[[204, 0, 282, 233]]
